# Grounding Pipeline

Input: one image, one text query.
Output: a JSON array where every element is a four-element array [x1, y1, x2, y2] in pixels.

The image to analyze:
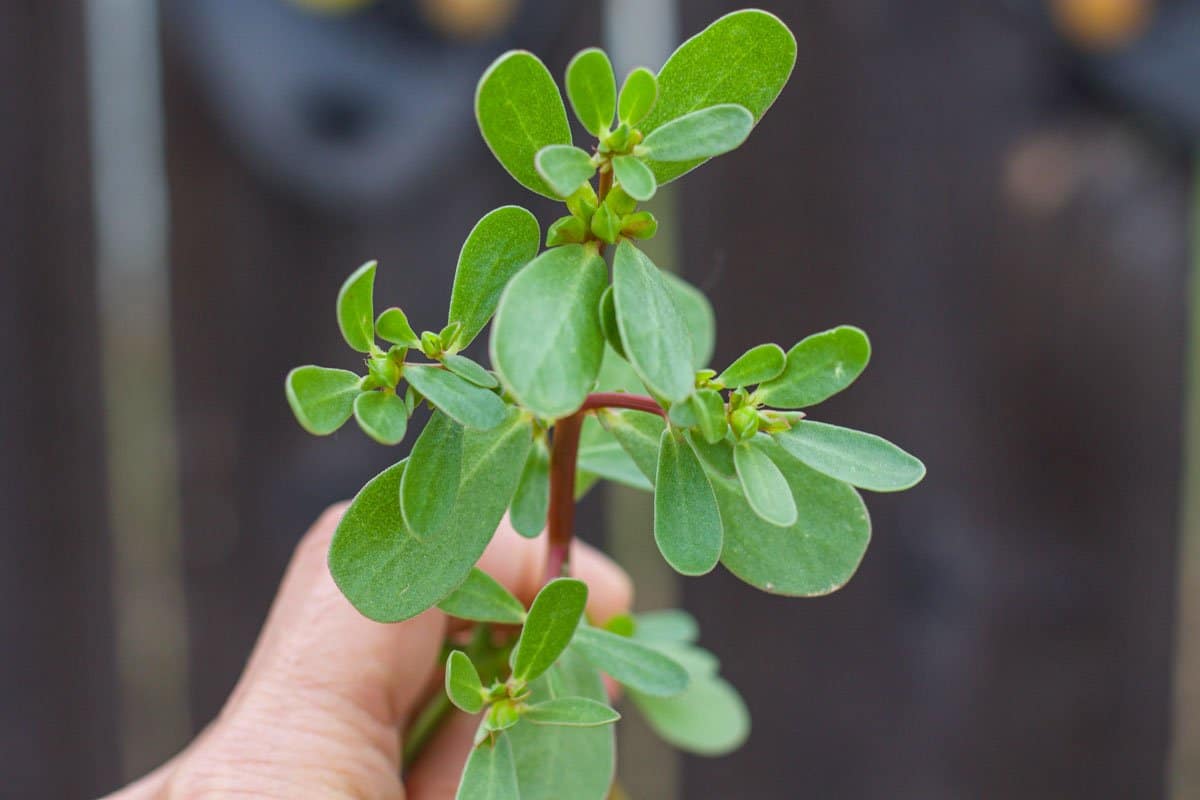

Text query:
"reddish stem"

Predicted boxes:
[[543, 393, 665, 581]]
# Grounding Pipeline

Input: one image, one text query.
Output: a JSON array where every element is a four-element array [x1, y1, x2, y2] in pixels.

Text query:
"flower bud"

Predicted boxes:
[[420, 330, 443, 359], [590, 202, 621, 245], [605, 122, 634, 152], [606, 185, 637, 216], [729, 405, 760, 441], [621, 210, 658, 239], [367, 353, 400, 387], [547, 215, 588, 247], [566, 182, 598, 220]]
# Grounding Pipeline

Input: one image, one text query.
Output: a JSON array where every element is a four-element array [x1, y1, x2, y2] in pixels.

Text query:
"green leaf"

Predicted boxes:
[[633, 609, 699, 644], [442, 353, 499, 389], [596, 408, 665, 484], [510, 438, 549, 538], [718, 343, 786, 388], [774, 420, 925, 492], [572, 624, 689, 697], [353, 390, 408, 445], [597, 285, 626, 359], [757, 326, 871, 409], [690, 389, 728, 444], [640, 9, 797, 183], [445, 650, 486, 713], [524, 697, 619, 728], [589, 201, 620, 245], [476, 51, 572, 198], [565, 48, 615, 137], [448, 206, 541, 349], [403, 364, 507, 430], [535, 145, 597, 199], [696, 435, 871, 596], [630, 674, 749, 757], [456, 734, 519, 800], [576, 416, 654, 493], [285, 366, 361, 436], [376, 307, 419, 347], [511, 579, 587, 682], [733, 435, 797, 527], [438, 567, 527, 625], [654, 430, 723, 575], [337, 261, 376, 353], [400, 411, 463, 537], [640, 104, 753, 162], [612, 241, 695, 404], [509, 648, 614, 800], [612, 155, 656, 201], [618, 66, 657, 125], [663, 271, 716, 369], [491, 245, 607, 419]]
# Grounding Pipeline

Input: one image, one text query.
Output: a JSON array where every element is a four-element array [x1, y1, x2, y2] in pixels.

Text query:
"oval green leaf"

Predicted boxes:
[[629, 674, 750, 757], [639, 104, 753, 162], [438, 567, 527, 625], [565, 48, 616, 136], [353, 390, 408, 445], [400, 410, 463, 537], [663, 271, 715, 368], [654, 430, 723, 575], [534, 145, 597, 199], [524, 697, 620, 728], [336, 260, 376, 353], [446, 650, 486, 714], [442, 353, 499, 389], [491, 244, 607, 419], [690, 388, 728, 443], [612, 155, 656, 201], [612, 241, 695, 404], [511, 578, 588, 682], [403, 364, 507, 430], [757, 326, 871, 409], [285, 366, 361, 436], [733, 435, 797, 527], [456, 734, 519, 800], [475, 50, 572, 198], [640, 9, 797, 183], [718, 343, 786, 388], [774, 420, 925, 492], [447, 206, 541, 349], [509, 438, 549, 538], [597, 285, 626, 359], [572, 624, 689, 697], [375, 307, 419, 347], [618, 66, 657, 125]]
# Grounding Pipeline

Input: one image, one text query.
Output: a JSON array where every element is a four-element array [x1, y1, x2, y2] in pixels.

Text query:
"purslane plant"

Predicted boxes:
[[285, 9, 925, 798]]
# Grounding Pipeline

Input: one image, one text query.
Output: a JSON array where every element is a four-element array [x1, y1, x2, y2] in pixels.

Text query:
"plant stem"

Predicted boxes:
[[403, 690, 452, 768], [544, 393, 665, 581]]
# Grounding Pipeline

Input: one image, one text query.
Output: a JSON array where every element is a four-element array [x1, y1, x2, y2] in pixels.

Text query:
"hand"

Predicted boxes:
[[105, 505, 632, 799]]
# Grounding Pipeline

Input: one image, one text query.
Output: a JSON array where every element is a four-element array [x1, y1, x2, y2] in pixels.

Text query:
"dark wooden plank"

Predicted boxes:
[[0, 4, 121, 797], [681, 1, 1184, 797]]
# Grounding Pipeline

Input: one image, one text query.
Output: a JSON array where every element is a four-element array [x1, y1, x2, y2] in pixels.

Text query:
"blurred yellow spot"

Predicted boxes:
[[289, 0, 375, 13], [419, 0, 518, 40], [1050, 0, 1154, 51]]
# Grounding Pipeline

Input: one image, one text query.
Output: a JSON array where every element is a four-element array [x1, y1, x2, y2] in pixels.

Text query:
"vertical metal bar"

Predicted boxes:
[[84, 0, 191, 779]]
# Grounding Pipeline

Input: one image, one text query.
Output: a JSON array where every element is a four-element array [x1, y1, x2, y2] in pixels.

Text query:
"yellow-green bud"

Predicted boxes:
[[606, 185, 637, 216], [367, 353, 400, 387], [566, 182, 598, 220], [590, 202, 621, 245], [729, 405, 760, 440], [621, 210, 658, 239], [546, 215, 588, 247], [420, 331, 442, 359]]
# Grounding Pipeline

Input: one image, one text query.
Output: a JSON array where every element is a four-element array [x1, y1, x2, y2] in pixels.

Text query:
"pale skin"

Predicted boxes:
[[104, 505, 632, 800]]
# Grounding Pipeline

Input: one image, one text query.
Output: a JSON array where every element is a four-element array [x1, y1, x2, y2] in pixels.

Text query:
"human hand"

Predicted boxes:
[[105, 504, 632, 799]]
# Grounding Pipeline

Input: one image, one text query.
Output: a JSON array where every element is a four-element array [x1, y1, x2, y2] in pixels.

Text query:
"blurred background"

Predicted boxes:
[[4, 0, 1200, 797]]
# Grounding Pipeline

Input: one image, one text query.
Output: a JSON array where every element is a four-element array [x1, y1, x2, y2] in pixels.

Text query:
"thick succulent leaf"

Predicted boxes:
[[445, 650, 486, 714], [524, 696, 620, 728], [285, 366, 360, 435], [328, 410, 532, 622], [491, 245, 607, 418], [353, 390, 408, 445], [612, 155, 656, 201], [663, 271, 716, 368], [400, 411, 464, 537], [641, 9, 796, 183], [630, 674, 749, 757], [654, 430, 723, 575], [690, 389, 728, 443], [535, 145, 597, 198], [509, 438, 550, 537], [447, 206, 540, 349], [475, 51, 572, 198], [718, 343, 786, 388], [733, 435, 797, 527], [633, 609, 699, 644], [438, 567, 527, 625], [376, 307, 419, 347], [596, 408, 665, 485], [756, 326, 871, 409], [509, 648, 614, 800], [774, 420, 925, 492], [572, 624, 689, 697], [618, 66, 658, 125], [597, 285, 626, 359], [612, 241, 695, 404], [403, 364, 507, 430], [456, 734, 519, 800], [566, 48, 616, 136], [694, 435, 870, 596], [337, 260, 376, 353], [442, 353, 499, 389], [639, 104, 753, 162], [511, 578, 588, 682]]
